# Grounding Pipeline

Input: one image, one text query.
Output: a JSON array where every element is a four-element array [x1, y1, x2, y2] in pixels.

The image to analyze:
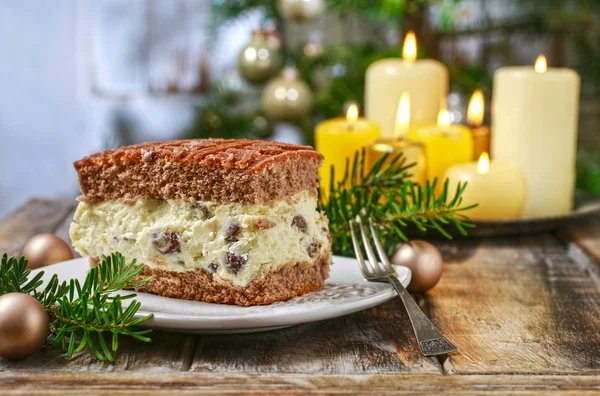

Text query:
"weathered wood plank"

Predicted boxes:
[[564, 216, 600, 272], [190, 299, 441, 374], [0, 199, 75, 256], [0, 331, 196, 372], [429, 234, 600, 375], [1, 371, 599, 394]]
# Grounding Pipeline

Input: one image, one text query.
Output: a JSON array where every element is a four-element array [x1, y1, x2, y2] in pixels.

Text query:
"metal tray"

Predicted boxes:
[[409, 191, 600, 239]]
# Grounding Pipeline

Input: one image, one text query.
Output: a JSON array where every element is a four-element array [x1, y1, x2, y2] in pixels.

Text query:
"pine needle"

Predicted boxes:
[[318, 149, 476, 257], [0, 252, 153, 362]]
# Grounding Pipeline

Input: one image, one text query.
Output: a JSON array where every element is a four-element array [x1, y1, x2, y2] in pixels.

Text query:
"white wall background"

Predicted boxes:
[[0, 0, 226, 218], [0, 1, 99, 218]]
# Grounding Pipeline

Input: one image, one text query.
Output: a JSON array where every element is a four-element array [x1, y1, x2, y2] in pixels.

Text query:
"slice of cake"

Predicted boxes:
[[69, 139, 332, 306]]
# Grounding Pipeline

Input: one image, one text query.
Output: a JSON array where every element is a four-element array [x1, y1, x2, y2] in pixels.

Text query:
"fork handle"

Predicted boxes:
[[387, 275, 457, 356]]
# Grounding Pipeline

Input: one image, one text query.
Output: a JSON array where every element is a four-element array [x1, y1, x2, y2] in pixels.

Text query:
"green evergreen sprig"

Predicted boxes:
[[319, 150, 476, 257], [0, 252, 153, 362]]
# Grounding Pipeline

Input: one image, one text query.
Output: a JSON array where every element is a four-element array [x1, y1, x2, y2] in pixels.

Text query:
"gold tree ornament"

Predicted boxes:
[[261, 67, 312, 122], [22, 234, 73, 269], [237, 30, 282, 84], [278, 0, 325, 22], [0, 293, 49, 360], [303, 32, 324, 61], [391, 241, 444, 292]]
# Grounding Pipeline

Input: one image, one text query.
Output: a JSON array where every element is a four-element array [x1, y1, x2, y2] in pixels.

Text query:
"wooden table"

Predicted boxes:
[[1, 199, 599, 395]]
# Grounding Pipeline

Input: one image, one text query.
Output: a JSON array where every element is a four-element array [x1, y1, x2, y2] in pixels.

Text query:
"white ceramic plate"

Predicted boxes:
[[34, 256, 410, 334]]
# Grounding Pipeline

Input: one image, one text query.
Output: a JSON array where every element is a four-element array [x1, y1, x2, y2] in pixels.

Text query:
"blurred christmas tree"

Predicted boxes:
[[191, 0, 600, 148]]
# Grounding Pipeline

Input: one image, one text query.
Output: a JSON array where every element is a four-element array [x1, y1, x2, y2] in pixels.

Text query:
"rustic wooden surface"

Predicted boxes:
[[1, 199, 600, 395]]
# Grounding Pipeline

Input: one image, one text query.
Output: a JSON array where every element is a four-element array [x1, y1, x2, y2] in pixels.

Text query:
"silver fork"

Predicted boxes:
[[349, 217, 458, 357]]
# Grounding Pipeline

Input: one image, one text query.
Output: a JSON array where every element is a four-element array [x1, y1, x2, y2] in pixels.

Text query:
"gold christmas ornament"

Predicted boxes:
[[303, 33, 324, 61], [22, 233, 73, 270], [391, 241, 444, 292], [0, 293, 49, 360], [237, 30, 282, 84], [261, 67, 312, 122], [278, 0, 325, 22]]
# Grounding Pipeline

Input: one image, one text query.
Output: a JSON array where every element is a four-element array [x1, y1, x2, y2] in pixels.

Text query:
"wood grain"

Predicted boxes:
[[430, 235, 600, 374], [2, 198, 600, 394], [0, 331, 196, 373], [1, 371, 599, 395], [564, 216, 600, 272], [191, 299, 440, 374], [0, 199, 75, 256]]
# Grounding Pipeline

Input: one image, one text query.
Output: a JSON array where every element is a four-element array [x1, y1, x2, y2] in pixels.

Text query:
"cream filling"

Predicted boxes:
[[69, 192, 330, 287]]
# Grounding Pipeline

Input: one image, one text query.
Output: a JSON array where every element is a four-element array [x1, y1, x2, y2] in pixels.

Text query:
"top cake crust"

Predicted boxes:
[[74, 139, 324, 204]]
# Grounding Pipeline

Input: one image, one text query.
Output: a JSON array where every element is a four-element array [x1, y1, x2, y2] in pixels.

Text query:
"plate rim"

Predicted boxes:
[[33, 255, 410, 332]]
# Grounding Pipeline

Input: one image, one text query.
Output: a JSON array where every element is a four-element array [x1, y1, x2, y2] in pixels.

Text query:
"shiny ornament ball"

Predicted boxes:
[[216, 70, 250, 102], [0, 293, 49, 360], [391, 241, 444, 292], [278, 0, 325, 23], [303, 33, 324, 61], [237, 30, 282, 84], [261, 67, 312, 122], [22, 234, 73, 270]]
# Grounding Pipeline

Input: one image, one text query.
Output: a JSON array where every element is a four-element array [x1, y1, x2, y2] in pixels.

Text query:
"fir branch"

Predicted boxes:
[[0, 254, 44, 295], [0, 252, 153, 362], [319, 150, 476, 257]]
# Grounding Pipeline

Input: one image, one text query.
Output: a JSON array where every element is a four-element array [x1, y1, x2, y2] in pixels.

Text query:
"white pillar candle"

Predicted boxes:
[[365, 31, 448, 138], [492, 55, 580, 217], [444, 153, 527, 220]]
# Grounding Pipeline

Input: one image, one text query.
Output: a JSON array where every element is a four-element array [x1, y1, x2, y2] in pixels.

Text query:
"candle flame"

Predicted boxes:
[[346, 103, 359, 123], [437, 109, 451, 127], [477, 152, 490, 174], [535, 55, 547, 73], [395, 92, 410, 137], [467, 89, 484, 127], [402, 31, 417, 63]]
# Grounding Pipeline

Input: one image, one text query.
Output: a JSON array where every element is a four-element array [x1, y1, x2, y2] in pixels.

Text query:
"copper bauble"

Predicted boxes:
[[278, 0, 325, 23], [22, 234, 73, 270], [391, 241, 444, 292], [0, 293, 49, 360], [237, 30, 282, 84], [261, 67, 312, 122]]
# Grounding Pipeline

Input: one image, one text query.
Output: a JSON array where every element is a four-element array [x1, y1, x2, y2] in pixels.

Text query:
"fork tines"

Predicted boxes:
[[349, 217, 395, 280]]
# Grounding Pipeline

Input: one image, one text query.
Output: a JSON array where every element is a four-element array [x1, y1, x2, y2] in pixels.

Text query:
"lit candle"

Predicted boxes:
[[467, 89, 491, 161], [315, 104, 381, 198], [365, 31, 448, 137], [444, 153, 527, 219], [492, 54, 580, 217], [408, 109, 474, 184], [367, 92, 426, 184]]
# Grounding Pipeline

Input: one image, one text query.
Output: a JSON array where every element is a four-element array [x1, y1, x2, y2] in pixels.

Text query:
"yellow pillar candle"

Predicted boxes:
[[444, 153, 527, 219], [315, 104, 381, 198], [367, 92, 426, 184], [492, 55, 580, 217], [467, 89, 491, 161], [408, 110, 474, 184], [365, 31, 448, 137]]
